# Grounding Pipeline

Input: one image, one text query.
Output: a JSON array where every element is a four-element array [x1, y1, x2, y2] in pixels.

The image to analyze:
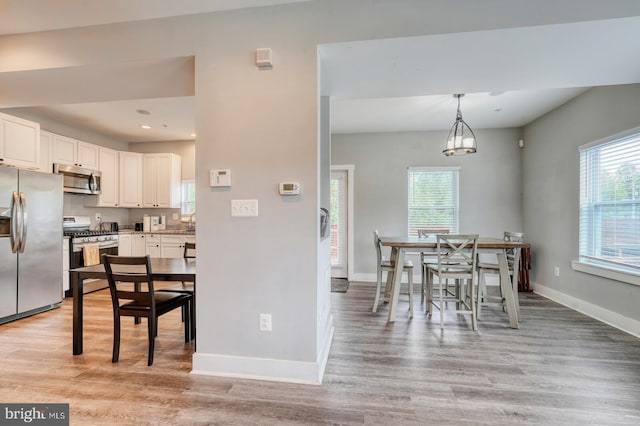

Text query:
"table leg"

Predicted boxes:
[[497, 251, 519, 328], [387, 248, 405, 322], [383, 247, 398, 301], [72, 272, 83, 355]]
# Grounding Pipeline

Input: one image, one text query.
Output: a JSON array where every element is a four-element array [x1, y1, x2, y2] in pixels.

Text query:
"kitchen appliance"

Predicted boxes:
[[63, 215, 119, 296], [53, 163, 102, 195], [135, 222, 143, 231], [1, 166, 63, 324], [150, 216, 160, 231], [99, 221, 119, 232]]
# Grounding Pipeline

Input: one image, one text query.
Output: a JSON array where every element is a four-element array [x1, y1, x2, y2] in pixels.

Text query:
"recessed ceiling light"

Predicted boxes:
[[136, 109, 151, 115], [494, 108, 502, 112], [190, 133, 196, 138], [140, 124, 151, 129]]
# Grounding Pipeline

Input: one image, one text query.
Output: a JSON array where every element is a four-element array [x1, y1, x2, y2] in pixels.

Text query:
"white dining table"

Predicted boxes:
[[378, 236, 529, 328]]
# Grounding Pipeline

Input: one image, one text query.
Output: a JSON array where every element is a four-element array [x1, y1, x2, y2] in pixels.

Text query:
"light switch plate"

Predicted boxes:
[[231, 199, 258, 217]]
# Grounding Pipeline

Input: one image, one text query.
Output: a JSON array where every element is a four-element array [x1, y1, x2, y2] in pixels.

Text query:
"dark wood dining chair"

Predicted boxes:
[[157, 242, 196, 338], [103, 255, 193, 366]]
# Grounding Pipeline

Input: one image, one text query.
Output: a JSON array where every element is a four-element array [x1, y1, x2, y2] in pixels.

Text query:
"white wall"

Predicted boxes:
[[332, 129, 524, 280], [523, 84, 640, 334]]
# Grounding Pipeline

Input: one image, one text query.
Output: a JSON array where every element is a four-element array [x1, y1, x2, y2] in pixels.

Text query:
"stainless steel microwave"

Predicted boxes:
[[53, 163, 101, 195]]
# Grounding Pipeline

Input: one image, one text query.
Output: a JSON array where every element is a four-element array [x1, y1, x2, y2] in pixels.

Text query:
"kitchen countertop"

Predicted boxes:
[[119, 229, 195, 235]]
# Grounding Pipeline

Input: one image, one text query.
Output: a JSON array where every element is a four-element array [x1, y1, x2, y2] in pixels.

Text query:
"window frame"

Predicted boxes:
[[407, 166, 460, 237], [574, 126, 640, 286], [180, 179, 196, 220]]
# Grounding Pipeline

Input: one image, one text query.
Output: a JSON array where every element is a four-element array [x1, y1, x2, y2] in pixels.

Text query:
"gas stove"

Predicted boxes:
[[63, 216, 119, 250]]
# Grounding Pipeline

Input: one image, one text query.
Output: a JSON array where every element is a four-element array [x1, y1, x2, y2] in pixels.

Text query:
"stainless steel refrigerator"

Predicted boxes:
[[0, 166, 63, 324]]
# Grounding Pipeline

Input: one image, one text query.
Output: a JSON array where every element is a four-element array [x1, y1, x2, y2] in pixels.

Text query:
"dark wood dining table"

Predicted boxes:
[[378, 236, 529, 328], [71, 257, 196, 355]]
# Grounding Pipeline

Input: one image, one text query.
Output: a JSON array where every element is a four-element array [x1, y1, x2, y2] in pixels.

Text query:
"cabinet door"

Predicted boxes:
[[146, 243, 161, 258], [118, 234, 132, 256], [96, 147, 119, 207], [0, 113, 40, 169], [76, 141, 99, 169], [142, 155, 158, 207], [119, 152, 143, 207], [51, 134, 77, 166], [39, 131, 53, 173], [161, 244, 184, 258], [131, 234, 146, 256]]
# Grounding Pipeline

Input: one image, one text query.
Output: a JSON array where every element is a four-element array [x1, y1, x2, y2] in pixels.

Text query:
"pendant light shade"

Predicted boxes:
[[443, 94, 477, 156]]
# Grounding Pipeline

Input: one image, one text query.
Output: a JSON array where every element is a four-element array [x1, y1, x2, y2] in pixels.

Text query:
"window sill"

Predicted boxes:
[[571, 260, 640, 287]]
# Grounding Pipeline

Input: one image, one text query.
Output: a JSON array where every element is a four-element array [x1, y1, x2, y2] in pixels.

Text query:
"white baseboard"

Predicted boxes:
[[191, 322, 335, 385], [533, 282, 640, 338]]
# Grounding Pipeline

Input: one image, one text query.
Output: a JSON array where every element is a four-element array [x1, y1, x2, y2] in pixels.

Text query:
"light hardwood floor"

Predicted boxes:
[[1, 282, 639, 425]]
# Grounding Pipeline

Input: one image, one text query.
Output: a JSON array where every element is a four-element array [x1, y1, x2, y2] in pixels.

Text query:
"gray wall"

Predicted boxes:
[[523, 84, 640, 324], [332, 128, 523, 278]]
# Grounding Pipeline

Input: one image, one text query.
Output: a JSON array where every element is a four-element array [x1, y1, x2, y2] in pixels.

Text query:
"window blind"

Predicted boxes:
[[579, 131, 640, 270], [407, 167, 459, 236]]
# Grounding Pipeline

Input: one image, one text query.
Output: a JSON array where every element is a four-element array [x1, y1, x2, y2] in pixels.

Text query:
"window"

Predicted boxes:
[[181, 180, 196, 216], [579, 130, 640, 272], [407, 167, 459, 236]]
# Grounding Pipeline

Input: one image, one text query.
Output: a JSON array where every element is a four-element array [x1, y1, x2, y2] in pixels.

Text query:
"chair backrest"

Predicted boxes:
[[417, 228, 450, 238], [436, 234, 479, 273], [184, 242, 196, 259], [103, 255, 156, 311], [373, 230, 383, 265], [504, 231, 524, 267]]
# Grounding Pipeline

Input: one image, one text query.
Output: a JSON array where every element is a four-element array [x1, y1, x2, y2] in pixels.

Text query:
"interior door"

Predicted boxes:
[[330, 170, 348, 278]]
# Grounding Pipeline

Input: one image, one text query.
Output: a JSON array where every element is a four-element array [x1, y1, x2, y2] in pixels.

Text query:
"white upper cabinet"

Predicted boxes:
[[119, 151, 143, 208], [142, 153, 181, 208], [85, 147, 119, 207], [0, 112, 41, 170], [39, 130, 53, 173], [51, 133, 99, 169]]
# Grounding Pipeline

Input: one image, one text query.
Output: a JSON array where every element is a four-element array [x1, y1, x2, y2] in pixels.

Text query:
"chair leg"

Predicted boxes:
[[408, 270, 413, 319], [438, 274, 444, 329], [469, 278, 477, 331], [477, 269, 486, 319], [184, 301, 191, 343], [372, 269, 382, 312], [421, 263, 426, 304], [426, 269, 433, 316], [147, 317, 156, 366], [112, 314, 121, 363]]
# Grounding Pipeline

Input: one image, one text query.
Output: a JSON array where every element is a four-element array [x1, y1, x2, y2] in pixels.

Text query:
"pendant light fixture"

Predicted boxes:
[[443, 93, 477, 156]]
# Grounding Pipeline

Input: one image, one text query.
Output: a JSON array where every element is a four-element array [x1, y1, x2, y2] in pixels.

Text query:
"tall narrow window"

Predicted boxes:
[[181, 180, 196, 216], [407, 167, 459, 236], [330, 170, 347, 278], [579, 131, 640, 271]]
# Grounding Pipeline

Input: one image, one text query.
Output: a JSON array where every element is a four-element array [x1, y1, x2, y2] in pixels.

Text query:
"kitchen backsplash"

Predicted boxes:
[[63, 194, 184, 230]]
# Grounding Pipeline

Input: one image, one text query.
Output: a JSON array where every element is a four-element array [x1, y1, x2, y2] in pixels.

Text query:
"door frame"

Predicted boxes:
[[331, 164, 354, 281]]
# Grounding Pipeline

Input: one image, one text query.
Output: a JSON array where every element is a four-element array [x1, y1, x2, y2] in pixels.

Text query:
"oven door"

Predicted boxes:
[[68, 243, 118, 295]]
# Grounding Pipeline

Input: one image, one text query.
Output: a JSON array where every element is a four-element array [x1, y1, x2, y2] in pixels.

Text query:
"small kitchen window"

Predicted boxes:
[[181, 180, 196, 217]]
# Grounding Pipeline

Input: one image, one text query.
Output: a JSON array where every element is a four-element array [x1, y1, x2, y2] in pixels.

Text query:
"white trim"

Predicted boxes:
[[192, 324, 334, 385], [571, 260, 640, 286], [578, 125, 640, 151], [533, 282, 640, 338], [331, 164, 355, 281], [407, 166, 461, 171]]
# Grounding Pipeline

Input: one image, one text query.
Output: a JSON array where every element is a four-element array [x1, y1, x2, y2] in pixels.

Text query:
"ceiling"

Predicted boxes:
[[1, 3, 640, 141]]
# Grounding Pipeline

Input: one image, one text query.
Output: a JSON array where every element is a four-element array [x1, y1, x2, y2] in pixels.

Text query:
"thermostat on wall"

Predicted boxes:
[[279, 182, 300, 195], [210, 169, 231, 187]]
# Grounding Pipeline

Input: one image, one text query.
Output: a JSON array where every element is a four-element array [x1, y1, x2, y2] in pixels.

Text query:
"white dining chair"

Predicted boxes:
[[476, 231, 523, 320], [417, 228, 450, 306], [372, 230, 414, 318], [425, 234, 479, 330]]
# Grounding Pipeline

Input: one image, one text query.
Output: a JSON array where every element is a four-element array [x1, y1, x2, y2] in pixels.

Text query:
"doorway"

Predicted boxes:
[[330, 165, 354, 280]]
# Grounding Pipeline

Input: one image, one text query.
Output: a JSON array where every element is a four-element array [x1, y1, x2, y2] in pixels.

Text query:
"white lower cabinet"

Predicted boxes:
[[145, 234, 161, 258], [131, 234, 146, 256], [160, 235, 196, 258], [118, 234, 132, 256]]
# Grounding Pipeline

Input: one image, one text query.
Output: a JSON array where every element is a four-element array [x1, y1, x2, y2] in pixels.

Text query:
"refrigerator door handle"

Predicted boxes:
[[10, 191, 20, 253], [18, 192, 27, 253]]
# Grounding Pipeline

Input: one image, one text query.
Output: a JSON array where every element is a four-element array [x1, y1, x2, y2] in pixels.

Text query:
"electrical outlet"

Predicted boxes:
[[554, 266, 560, 277], [172, 213, 179, 220], [95, 213, 101, 222], [259, 313, 272, 331]]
